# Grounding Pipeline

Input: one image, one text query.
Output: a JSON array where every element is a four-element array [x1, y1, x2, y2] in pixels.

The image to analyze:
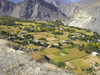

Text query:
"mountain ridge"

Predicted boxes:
[[0, 0, 67, 21], [69, 0, 100, 33]]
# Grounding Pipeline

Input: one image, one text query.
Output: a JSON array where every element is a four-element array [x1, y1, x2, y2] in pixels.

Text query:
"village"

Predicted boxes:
[[0, 16, 100, 75]]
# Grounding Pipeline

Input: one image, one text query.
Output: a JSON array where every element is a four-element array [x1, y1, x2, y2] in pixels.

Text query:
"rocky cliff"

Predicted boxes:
[[45, 0, 71, 7], [0, 0, 67, 21], [0, 0, 16, 16], [69, 0, 100, 33], [58, 4, 80, 17], [75, 0, 98, 9]]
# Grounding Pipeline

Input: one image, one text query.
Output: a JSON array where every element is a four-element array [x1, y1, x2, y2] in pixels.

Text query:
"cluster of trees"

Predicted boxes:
[[68, 31, 100, 44], [65, 28, 75, 33], [52, 31, 63, 35], [78, 42, 100, 54], [38, 38, 47, 41], [0, 16, 35, 23], [0, 20, 16, 26], [30, 40, 43, 46], [24, 34, 34, 40], [48, 20, 62, 27], [30, 40, 49, 47], [1, 30, 12, 36], [16, 41, 28, 46], [50, 42, 62, 49], [23, 26, 55, 32]]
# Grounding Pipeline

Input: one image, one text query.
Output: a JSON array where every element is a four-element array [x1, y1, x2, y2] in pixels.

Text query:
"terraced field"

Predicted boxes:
[[0, 17, 100, 75]]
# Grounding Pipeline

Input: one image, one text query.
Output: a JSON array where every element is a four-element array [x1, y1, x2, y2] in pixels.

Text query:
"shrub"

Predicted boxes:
[[56, 62, 65, 68], [6, 42, 19, 50], [52, 32, 63, 35], [39, 38, 47, 41], [43, 42, 49, 47], [0, 35, 5, 39], [29, 51, 44, 62]]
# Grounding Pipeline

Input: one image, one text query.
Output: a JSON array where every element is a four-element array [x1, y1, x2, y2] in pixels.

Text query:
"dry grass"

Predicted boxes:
[[33, 34, 45, 39], [43, 48, 60, 54], [65, 62, 74, 69], [29, 51, 44, 62], [47, 40, 59, 44], [60, 53, 66, 56], [98, 56, 100, 59], [46, 38, 57, 41], [27, 44, 39, 49], [82, 56, 89, 60], [56, 35, 68, 40], [70, 59, 90, 70], [70, 59, 90, 75], [88, 54, 100, 64], [72, 40, 88, 46], [47, 54, 56, 59], [0, 35, 6, 39], [74, 70, 87, 75], [61, 44, 71, 48], [6, 42, 19, 50], [51, 47, 88, 63]]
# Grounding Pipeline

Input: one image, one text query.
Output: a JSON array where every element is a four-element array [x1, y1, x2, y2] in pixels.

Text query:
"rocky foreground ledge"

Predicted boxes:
[[0, 39, 74, 75]]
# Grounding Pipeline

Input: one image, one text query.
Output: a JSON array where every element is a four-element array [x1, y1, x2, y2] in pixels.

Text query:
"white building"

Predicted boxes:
[[54, 44, 59, 46], [33, 39, 39, 43], [92, 52, 99, 56]]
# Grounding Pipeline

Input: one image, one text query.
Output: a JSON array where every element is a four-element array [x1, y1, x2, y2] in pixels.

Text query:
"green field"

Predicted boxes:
[[63, 45, 77, 50], [1, 16, 99, 75], [70, 59, 90, 70]]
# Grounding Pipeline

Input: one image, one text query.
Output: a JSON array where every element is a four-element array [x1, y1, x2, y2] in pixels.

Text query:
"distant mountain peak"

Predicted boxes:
[[0, 0, 67, 21]]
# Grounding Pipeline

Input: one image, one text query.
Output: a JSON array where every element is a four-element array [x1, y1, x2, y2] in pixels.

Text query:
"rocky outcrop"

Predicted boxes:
[[0, 0, 67, 21], [58, 4, 80, 17], [58, 0, 98, 17], [0, 39, 74, 75], [45, 0, 71, 7], [69, 0, 100, 33], [0, 0, 16, 16], [75, 0, 98, 9]]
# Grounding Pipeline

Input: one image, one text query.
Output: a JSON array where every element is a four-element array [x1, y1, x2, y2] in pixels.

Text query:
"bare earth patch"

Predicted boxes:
[[72, 40, 87, 45], [88, 54, 100, 64], [46, 38, 57, 41], [33, 34, 44, 39], [65, 62, 74, 69], [94, 69, 100, 75], [60, 53, 66, 56], [81, 59, 95, 66]]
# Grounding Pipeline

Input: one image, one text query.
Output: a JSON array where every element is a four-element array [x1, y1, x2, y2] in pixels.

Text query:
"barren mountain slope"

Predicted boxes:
[[75, 0, 98, 9], [0, 0, 16, 16], [44, 0, 71, 6], [58, 4, 80, 16], [0, 0, 67, 21], [69, 0, 100, 33]]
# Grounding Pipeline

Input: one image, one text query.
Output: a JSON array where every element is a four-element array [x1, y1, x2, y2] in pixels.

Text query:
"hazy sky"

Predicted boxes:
[[9, 0, 84, 3], [70, 0, 83, 3]]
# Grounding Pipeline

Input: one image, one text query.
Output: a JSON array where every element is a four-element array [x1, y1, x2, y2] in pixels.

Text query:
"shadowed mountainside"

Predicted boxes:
[[0, 0, 67, 21], [69, 0, 100, 33]]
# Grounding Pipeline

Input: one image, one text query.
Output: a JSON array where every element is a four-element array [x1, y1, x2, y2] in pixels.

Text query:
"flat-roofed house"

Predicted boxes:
[[92, 52, 99, 56]]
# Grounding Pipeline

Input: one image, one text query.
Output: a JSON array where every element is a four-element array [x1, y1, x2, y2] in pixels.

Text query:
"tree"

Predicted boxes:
[[56, 62, 65, 68], [98, 43, 100, 49], [78, 44, 85, 51], [16, 30, 20, 34], [92, 43, 97, 48], [43, 42, 49, 47]]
